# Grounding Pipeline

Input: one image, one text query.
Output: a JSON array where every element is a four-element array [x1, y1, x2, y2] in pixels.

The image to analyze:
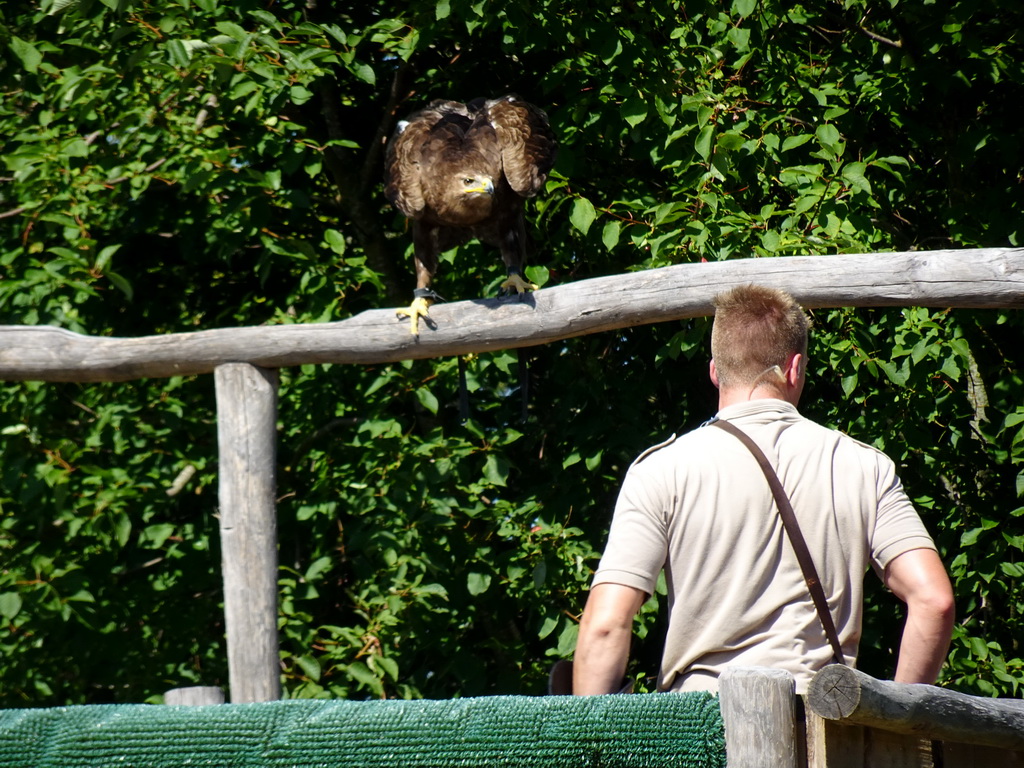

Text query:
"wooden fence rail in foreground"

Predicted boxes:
[[1, 247, 1022, 382], [722, 666, 1024, 768], [808, 664, 1024, 752]]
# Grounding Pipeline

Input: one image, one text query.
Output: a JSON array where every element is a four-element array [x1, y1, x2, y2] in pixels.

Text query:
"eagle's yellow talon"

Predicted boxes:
[[500, 273, 539, 294], [396, 296, 432, 336]]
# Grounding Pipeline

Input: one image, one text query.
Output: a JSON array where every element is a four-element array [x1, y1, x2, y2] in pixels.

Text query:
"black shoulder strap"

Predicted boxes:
[[710, 418, 847, 666]]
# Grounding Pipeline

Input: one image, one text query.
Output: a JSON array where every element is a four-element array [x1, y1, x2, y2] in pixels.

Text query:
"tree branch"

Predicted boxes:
[[857, 25, 903, 49]]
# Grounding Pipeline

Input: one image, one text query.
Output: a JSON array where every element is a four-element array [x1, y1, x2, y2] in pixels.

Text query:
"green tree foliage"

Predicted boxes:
[[1, 0, 1023, 704]]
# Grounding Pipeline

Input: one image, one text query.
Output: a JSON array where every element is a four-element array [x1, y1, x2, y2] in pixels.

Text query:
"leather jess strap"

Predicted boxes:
[[710, 418, 847, 666]]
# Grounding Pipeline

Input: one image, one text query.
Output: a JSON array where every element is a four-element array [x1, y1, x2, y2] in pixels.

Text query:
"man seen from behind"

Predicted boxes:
[[573, 284, 955, 695]]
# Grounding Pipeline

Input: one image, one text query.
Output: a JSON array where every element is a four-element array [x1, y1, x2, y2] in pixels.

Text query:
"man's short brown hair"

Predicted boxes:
[[710, 284, 811, 389]]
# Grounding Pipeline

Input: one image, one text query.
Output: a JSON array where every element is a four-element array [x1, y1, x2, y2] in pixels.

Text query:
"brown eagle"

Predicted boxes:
[[384, 95, 557, 334]]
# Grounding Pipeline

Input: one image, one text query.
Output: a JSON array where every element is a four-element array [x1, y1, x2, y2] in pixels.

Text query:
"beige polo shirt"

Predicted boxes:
[[592, 399, 936, 694]]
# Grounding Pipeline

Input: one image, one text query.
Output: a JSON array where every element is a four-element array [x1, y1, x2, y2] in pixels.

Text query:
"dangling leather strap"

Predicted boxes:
[[710, 418, 847, 665]]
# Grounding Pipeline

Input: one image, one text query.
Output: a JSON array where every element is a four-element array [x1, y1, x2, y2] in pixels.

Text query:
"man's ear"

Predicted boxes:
[[785, 353, 805, 386], [710, 359, 721, 389]]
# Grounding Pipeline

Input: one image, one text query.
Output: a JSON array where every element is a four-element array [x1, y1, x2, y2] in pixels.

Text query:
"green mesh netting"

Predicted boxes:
[[0, 693, 725, 768]]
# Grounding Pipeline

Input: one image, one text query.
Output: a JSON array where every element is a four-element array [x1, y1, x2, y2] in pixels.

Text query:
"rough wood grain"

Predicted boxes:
[[1, 248, 1021, 382], [720, 667, 800, 768], [215, 364, 281, 703], [163, 686, 225, 706], [806, 711, 865, 768], [808, 665, 1024, 751], [941, 741, 1024, 767], [864, 728, 934, 768]]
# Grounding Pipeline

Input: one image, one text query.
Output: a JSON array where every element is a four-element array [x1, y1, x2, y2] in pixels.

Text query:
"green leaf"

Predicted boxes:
[[1000, 562, 1024, 578], [524, 264, 549, 287], [351, 62, 376, 85], [695, 126, 714, 161], [782, 134, 812, 152], [0, 593, 23, 620], [727, 27, 750, 52], [533, 560, 547, 589], [467, 571, 492, 596], [968, 636, 990, 661], [491, 350, 516, 374], [415, 387, 439, 414], [45, 0, 79, 15], [106, 271, 134, 301], [760, 230, 781, 253], [731, 0, 756, 17], [877, 359, 909, 387], [324, 229, 347, 256], [165, 39, 192, 67], [483, 454, 509, 486], [374, 655, 399, 681], [9, 37, 43, 73], [364, 372, 394, 397], [304, 556, 333, 581], [961, 527, 982, 547], [290, 85, 315, 105], [555, 621, 579, 656], [794, 194, 819, 216], [602, 220, 621, 251], [142, 523, 175, 548], [940, 355, 961, 380], [841, 162, 871, 195], [815, 123, 841, 151], [215, 21, 249, 42], [94, 244, 121, 273], [345, 662, 382, 694], [621, 95, 647, 128], [295, 654, 321, 681], [570, 197, 597, 235], [114, 514, 132, 547], [717, 130, 746, 152], [436, 0, 451, 19]]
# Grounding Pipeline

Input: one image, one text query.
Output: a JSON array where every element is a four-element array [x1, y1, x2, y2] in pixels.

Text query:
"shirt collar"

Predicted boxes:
[[715, 398, 801, 423]]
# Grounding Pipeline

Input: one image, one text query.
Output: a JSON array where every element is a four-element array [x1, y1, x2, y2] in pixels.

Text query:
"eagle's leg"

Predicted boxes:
[[397, 234, 439, 335], [499, 267, 539, 295], [497, 215, 538, 296], [395, 288, 435, 336]]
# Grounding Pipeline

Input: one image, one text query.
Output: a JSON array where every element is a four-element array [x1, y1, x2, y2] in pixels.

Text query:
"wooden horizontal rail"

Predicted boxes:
[[807, 665, 1024, 751], [1, 248, 1021, 383]]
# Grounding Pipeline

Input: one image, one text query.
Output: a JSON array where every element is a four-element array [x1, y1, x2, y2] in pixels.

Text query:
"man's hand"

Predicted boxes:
[[885, 548, 955, 684], [573, 582, 647, 695]]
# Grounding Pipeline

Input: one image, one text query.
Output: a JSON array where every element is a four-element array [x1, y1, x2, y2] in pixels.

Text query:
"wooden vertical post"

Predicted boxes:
[[215, 363, 281, 703], [719, 667, 800, 768], [164, 686, 225, 706]]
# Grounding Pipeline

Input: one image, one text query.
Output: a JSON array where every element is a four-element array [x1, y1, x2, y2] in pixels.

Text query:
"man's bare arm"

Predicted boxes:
[[573, 582, 647, 695], [885, 548, 955, 684]]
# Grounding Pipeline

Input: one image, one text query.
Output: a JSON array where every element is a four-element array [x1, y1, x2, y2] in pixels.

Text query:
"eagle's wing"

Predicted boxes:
[[484, 96, 557, 198], [384, 100, 474, 219], [383, 119, 431, 219]]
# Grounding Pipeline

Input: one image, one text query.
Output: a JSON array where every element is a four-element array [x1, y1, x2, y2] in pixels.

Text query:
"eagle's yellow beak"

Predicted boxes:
[[462, 177, 495, 196]]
